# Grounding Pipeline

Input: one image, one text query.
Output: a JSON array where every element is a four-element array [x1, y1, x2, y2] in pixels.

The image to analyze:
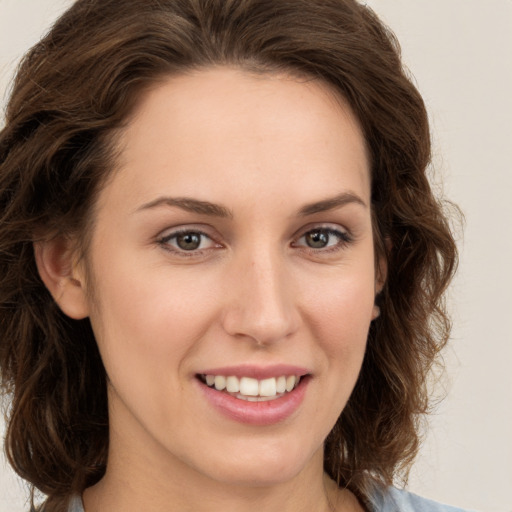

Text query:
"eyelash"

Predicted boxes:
[[157, 226, 353, 258], [292, 227, 353, 255], [157, 228, 219, 258]]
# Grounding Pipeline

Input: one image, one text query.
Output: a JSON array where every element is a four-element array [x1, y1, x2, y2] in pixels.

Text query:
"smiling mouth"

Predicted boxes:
[[197, 374, 303, 402]]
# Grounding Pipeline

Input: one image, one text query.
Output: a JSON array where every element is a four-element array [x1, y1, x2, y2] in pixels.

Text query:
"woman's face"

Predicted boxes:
[[81, 68, 380, 486]]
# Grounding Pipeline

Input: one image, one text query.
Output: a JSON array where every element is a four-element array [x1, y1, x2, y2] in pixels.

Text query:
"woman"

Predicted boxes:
[[0, 1, 462, 511]]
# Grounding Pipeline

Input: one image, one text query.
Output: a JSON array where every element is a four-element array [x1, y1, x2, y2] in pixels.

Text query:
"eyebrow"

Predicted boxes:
[[297, 192, 367, 216], [136, 191, 366, 218], [136, 197, 233, 218]]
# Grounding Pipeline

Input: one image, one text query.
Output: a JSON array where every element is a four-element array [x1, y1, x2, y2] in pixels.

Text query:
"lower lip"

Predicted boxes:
[[197, 378, 309, 426]]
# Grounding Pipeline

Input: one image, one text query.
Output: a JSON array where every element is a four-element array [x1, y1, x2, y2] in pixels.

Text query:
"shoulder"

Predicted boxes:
[[369, 486, 475, 512], [67, 496, 84, 512], [30, 496, 84, 512]]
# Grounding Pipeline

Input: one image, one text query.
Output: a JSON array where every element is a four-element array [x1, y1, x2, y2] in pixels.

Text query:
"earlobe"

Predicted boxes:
[[34, 237, 90, 320]]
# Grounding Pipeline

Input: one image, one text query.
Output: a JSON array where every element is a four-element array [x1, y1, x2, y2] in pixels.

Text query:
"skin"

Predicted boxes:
[[37, 67, 383, 512]]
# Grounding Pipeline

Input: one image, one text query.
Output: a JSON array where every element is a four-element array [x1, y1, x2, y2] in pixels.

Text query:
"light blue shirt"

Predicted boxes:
[[370, 486, 471, 512], [67, 487, 472, 511]]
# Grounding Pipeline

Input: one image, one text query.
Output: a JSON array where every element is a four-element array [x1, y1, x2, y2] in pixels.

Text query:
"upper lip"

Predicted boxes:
[[196, 364, 311, 380]]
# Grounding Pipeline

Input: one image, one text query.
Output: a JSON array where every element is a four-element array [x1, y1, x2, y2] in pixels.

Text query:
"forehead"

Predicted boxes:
[[102, 67, 370, 213]]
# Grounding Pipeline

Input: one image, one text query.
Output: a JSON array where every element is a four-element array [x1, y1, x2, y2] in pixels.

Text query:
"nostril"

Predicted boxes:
[[221, 311, 300, 346]]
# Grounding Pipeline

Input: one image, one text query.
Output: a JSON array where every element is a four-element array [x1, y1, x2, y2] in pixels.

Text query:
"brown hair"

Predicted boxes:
[[0, 0, 458, 509]]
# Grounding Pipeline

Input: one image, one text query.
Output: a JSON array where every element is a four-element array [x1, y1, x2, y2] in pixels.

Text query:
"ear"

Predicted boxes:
[[375, 252, 387, 294], [34, 237, 90, 320], [372, 248, 388, 320]]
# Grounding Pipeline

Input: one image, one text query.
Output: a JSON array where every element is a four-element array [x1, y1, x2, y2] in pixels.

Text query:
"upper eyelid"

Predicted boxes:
[[296, 227, 349, 238], [160, 231, 217, 246], [157, 224, 218, 240], [156, 222, 352, 246], [158, 227, 217, 245], [293, 227, 352, 246], [292, 222, 351, 240], [160, 227, 210, 238], [157, 223, 350, 238], [157, 229, 220, 258]]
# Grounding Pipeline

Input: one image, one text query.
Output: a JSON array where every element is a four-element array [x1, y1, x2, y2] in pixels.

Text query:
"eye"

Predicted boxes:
[[158, 229, 219, 254], [293, 227, 352, 252]]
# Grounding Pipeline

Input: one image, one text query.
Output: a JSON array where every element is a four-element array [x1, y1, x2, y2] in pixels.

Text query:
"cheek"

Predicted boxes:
[[86, 254, 220, 387], [299, 263, 375, 386], [86, 266, 223, 438], [302, 261, 376, 341]]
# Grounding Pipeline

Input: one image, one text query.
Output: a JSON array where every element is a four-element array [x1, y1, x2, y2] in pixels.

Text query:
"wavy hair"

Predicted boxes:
[[0, 0, 458, 509]]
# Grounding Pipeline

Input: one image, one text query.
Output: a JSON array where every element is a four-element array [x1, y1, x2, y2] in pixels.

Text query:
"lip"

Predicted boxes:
[[197, 376, 309, 426], [197, 364, 310, 380], [195, 365, 311, 426]]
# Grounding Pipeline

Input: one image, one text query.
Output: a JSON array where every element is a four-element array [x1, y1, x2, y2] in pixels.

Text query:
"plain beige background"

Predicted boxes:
[[1, 1, 511, 511]]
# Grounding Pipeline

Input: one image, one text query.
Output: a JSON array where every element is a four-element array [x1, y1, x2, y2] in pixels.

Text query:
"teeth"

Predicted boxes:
[[259, 377, 277, 397], [276, 376, 286, 393], [286, 375, 296, 392], [239, 377, 259, 396], [226, 376, 240, 393], [203, 374, 302, 398], [214, 375, 226, 391]]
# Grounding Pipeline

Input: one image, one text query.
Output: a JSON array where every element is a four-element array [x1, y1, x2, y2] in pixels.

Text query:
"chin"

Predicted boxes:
[[212, 463, 304, 488], [195, 439, 322, 488]]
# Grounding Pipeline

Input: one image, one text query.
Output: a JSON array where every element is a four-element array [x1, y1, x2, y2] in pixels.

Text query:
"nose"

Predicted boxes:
[[221, 249, 300, 346]]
